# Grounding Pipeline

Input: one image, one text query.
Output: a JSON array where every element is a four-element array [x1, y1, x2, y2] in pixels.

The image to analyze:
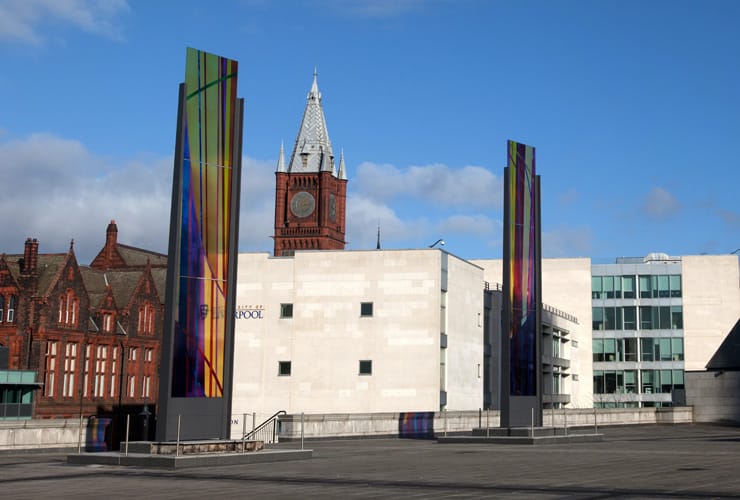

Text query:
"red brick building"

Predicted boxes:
[[0, 221, 165, 425]]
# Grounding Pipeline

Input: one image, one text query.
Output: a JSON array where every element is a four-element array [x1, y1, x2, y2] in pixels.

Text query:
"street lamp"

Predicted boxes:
[[115, 328, 127, 448], [429, 239, 445, 249]]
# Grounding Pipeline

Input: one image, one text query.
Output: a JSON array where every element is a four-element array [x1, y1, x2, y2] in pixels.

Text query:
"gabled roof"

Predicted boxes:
[[0, 255, 19, 288], [90, 220, 167, 271], [2, 254, 21, 282], [116, 244, 167, 268], [81, 266, 164, 311], [151, 267, 167, 305], [40, 253, 77, 297], [79, 266, 108, 309], [105, 270, 145, 311], [4, 252, 69, 297], [706, 319, 740, 371]]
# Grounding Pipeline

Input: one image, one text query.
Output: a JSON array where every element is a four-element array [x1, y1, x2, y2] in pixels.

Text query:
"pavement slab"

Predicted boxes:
[[2, 424, 740, 499]]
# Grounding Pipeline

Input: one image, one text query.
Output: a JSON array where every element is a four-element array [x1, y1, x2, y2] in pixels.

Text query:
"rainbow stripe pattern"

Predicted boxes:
[[506, 140, 537, 396], [172, 48, 239, 398]]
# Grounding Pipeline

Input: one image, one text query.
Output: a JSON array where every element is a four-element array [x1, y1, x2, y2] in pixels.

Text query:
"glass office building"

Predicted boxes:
[[592, 253, 685, 407]]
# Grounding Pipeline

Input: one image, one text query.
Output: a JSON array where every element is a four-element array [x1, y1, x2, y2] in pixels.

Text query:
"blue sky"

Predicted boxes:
[[1, 0, 738, 264]]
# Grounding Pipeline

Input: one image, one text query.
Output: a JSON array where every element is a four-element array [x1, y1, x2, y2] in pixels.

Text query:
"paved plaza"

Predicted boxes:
[[2, 424, 740, 499]]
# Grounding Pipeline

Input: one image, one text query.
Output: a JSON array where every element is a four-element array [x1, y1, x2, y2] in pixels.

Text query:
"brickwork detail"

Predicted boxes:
[[0, 222, 165, 420]]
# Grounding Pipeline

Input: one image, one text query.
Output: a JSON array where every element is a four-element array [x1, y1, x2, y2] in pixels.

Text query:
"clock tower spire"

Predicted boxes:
[[273, 71, 347, 256]]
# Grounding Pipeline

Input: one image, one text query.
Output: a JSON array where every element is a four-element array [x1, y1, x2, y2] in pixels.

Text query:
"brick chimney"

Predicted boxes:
[[105, 220, 118, 266], [23, 238, 38, 275]]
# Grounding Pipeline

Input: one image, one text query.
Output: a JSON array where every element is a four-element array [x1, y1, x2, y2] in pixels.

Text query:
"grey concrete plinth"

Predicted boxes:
[[66, 439, 312, 468], [437, 427, 604, 445]]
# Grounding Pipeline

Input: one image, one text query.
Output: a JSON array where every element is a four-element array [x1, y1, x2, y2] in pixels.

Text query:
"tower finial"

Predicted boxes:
[[338, 149, 347, 180], [376, 225, 381, 250], [276, 141, 286, 173], [310, 67, 320, 98]]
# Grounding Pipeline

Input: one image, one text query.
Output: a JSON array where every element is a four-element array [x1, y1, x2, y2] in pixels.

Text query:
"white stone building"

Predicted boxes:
[[231, 249, 485, 422]]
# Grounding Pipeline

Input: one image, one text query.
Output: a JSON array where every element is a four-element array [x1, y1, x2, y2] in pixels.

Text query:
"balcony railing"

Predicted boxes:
[[483, 281, 579, 324]]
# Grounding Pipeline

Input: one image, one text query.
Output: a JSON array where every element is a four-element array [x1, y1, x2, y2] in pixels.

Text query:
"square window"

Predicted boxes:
[[359, 360, 372, 375], [360, 302, 373, 317], [278, 361, 291, 376], [280, 303, 293, 318]]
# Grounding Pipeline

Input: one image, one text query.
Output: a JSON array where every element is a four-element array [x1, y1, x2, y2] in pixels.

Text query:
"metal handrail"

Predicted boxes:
[[243, 410, 286, 442], [484, 281, 579, 324]]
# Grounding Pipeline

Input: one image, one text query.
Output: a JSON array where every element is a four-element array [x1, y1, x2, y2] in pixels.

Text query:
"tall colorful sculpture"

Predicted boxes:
[[156, 48, 244, 441], [501, 140, 542, 427]]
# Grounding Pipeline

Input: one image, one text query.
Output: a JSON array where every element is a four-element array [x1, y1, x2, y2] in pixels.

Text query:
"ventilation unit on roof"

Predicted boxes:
[[643, 252, 671, 262]]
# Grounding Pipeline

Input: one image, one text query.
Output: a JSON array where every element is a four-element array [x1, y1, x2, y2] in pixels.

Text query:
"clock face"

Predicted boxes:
[[290, 191, 316, 218], [329, 194, 337, 222]]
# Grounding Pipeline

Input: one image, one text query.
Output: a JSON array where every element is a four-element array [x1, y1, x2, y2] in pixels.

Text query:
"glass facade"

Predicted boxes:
[[592, 305, 683, 331], [0, 370, 37, 419], [593, 274, 681, 300], [592, 266, 684, 408]]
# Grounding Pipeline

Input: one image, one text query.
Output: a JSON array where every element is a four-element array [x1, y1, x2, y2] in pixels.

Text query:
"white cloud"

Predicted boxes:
[[643, 187, 681, 218], [346, 194, 427, 250], [354, 161, 502, 209], [238, 157, 276, 253], [436, 214, 497, 238], [346, 162, 504, 254], [0, 132, 505, 261], [435, 214, 501, 257], [0, 0, 130, 45], [0, 133, 170, 261], [542, 226, 593, 258], [0, 131, 276, 262]]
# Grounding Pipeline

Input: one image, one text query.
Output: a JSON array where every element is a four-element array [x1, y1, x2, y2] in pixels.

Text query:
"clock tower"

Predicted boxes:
[[273, 71, 347, 256]]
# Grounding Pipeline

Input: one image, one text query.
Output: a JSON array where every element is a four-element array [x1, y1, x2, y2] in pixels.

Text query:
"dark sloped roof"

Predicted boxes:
[[2, 254, 22, 282], [116, 244, 167, 268], [706, 319, 740, 371], [104, 270, 144, 310], [79, 266, 108, 308], [79, 264, 167, 310], [36, 254, 69, 296], [151, 267, 167, 305], [5, 253, 77, 296], [5, 252, 72, 297], [0, 255, 19, 286]]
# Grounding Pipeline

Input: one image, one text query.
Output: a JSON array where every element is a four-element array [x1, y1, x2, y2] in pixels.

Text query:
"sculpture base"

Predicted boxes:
[[67, 439, 312, 468]]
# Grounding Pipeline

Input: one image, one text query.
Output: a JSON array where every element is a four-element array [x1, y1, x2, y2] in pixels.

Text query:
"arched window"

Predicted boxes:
[[58, 290, 78, 326], [7, 295, 16, 323], [138, 302, 155, 335]]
